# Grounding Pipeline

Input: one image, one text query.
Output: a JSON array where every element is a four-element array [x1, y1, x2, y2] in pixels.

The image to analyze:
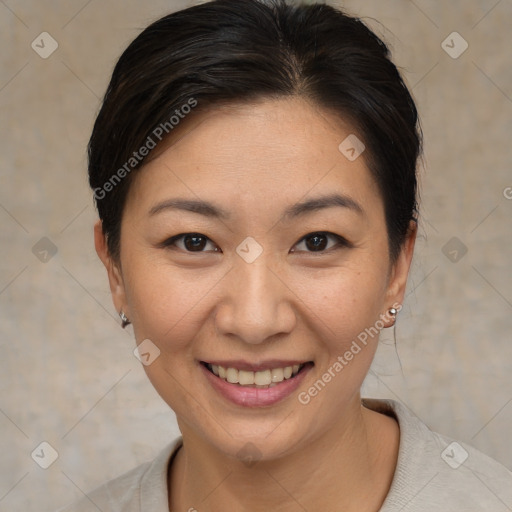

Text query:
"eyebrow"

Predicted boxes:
[[148, 193, 364, 220], [282, 193, 364, 220], [148, 198, 230, 219]]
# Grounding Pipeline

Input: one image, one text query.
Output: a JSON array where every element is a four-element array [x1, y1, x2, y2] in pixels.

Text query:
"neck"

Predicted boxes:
[[169, 397, 399, 512]]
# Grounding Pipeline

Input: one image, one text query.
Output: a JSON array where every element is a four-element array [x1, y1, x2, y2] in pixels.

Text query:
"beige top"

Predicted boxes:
[[57, 399, 512, 511]]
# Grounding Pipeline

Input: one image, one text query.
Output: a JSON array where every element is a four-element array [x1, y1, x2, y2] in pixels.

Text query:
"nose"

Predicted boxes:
[[214, 257, 296, 345]]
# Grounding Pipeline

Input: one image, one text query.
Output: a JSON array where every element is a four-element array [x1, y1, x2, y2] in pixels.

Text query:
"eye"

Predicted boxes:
[[161, 233, 220, 253], [291, 232, 350, 253]]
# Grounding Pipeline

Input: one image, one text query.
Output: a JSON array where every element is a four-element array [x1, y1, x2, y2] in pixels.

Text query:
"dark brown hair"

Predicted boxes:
[[88, 0, 421, 263]]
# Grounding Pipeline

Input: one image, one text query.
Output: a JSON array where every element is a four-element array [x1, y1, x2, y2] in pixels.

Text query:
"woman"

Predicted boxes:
[[59, 0, 512, 510]]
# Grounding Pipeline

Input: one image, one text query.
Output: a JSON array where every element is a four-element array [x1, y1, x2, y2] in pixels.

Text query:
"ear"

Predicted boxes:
[[94, 219, 128, 318], [384, 220, 417, 310]]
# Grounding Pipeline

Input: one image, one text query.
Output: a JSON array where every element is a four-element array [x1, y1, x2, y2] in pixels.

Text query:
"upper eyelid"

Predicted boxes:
[[293, 231, 346, 244]]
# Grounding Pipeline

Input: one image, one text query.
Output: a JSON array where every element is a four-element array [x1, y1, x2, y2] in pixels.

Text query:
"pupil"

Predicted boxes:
[[306, 234, 327, 251], [185, 234, 206, 251]]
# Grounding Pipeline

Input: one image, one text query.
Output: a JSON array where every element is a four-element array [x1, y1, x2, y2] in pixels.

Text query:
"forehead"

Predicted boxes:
[[126, 97, 382, 220]]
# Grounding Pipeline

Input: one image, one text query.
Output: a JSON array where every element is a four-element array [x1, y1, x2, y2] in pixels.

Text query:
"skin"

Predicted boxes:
[[95, 97, 416, 511]]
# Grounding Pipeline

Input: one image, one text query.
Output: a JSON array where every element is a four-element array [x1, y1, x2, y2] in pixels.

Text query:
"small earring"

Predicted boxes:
[[119, 310, 131, 328], [386, 306, 400, 327]]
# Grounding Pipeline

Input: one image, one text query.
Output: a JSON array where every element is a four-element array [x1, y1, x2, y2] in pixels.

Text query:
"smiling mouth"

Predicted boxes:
[[201, 361, 313, 388]]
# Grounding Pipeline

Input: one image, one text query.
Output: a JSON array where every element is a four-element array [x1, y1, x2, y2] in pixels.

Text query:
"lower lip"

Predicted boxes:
[[200, 363, 313, 407]]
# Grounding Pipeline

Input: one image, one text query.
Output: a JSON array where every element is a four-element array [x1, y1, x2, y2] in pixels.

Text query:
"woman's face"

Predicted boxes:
[[96, 97, 415, 461]]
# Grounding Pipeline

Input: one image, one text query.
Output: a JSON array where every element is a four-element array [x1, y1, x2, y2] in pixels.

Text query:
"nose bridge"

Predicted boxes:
[[215, 254, 295, 344]]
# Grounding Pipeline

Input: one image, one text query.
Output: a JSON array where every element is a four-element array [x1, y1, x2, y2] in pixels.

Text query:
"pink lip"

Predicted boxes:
[[200, 362, 313, 407]]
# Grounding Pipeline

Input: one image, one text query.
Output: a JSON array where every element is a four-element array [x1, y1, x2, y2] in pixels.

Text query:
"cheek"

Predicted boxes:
[[290, 260, 389, 341], [125, 258, 225, 353], [291, 268, 388, 412], [124, 261, 221, 409]]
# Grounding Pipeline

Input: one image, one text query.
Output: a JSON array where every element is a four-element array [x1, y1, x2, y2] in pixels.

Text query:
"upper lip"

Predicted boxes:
[[201, 359, 312, 372]]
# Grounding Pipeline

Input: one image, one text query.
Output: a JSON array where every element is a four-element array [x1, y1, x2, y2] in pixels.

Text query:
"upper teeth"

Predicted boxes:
[[208, 364, 303, 387]]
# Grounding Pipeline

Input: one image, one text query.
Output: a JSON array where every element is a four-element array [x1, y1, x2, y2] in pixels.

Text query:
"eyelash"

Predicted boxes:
[[160, 231, 352, 254]]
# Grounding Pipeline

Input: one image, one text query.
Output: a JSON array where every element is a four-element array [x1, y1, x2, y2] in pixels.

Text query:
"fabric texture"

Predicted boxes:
[[57, 399, 512, 511]]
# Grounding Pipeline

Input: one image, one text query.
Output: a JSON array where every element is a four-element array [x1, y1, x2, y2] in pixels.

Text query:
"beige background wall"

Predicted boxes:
[[1, 0, 511, 510]]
